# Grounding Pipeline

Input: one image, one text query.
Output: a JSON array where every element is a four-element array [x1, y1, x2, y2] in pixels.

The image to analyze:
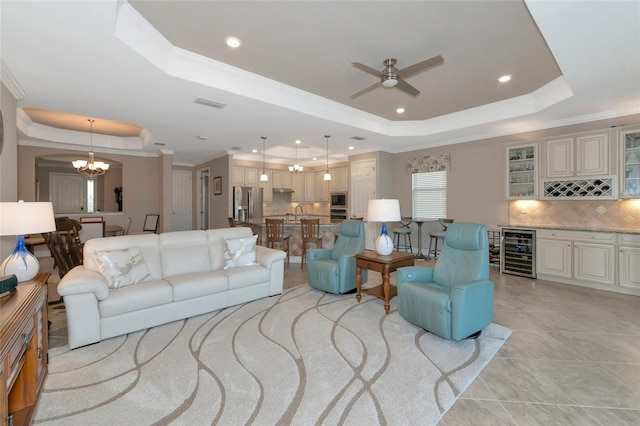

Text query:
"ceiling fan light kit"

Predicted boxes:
[[351, 55, 444, 99]]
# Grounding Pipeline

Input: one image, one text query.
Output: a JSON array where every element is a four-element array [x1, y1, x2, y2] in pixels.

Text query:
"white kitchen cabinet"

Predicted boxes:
[[545, 133, 609, 178], [329, 166, 349, 192], [232, 167, 259, 187], [536, 229, 615, 288], [619, 126, 640, 198], [506, 143, 537, 199], [545, 138, 574, 178], [576, 133, 609, 176], [272, 170, 292, 189], [537, 238, 572, 278], [574, 241, 615, 285], [618, 234, 640, 290], [304, 173, 315, 201], [291, 172, 304, 201], [259, 170, 273, 202], [314, 172, 329, 202]]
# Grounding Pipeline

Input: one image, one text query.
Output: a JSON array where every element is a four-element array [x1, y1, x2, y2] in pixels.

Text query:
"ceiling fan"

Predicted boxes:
[[350, 55, 444, 99]]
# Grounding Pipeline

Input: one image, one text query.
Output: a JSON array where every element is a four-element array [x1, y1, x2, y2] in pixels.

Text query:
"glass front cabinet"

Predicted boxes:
[[621, 127, 640, 198], [506, 143, 538, 199]]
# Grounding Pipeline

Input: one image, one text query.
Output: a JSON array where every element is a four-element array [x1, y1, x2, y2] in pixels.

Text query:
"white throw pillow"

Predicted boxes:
[[223, 234, 258, 269], [90, 247, 152, 289]]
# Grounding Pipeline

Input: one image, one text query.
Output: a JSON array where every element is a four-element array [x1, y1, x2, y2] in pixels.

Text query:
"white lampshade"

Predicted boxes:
[[0, 201, 56, 236], [367, 199, 401, 222], [367, 199, 401, 256], [0, 201, 56, 282]]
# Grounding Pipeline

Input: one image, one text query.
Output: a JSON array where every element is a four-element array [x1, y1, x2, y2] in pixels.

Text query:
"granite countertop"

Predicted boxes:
[[499, 224, 640, 235], [242, 217, 341, 226]]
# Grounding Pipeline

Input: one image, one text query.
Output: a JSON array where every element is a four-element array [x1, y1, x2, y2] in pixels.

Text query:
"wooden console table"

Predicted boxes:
[[356, 250, 416, 314], [1, 273, 49, 426]]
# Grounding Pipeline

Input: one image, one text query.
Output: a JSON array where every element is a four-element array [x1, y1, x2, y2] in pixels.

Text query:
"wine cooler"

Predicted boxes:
[[500, 228, 536, 278]]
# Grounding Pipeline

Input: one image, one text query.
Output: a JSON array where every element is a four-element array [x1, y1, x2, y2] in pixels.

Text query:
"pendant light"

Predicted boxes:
[[72, 119, 110, 178], [323, 135, 332, 181], [288, 141, 303, 173], [259, 136, 268, 182]]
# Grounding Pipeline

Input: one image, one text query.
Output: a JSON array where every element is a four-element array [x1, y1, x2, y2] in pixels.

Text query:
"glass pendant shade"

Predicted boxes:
[[260, 136, 268, 181]]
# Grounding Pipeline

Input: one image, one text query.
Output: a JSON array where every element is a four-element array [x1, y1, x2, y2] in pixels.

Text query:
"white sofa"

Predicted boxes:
[[57, 227, 286, 349]]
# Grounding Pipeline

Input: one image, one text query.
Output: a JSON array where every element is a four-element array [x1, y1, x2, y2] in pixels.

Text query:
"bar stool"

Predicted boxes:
[[393, 220, 413, 252], [427, 219, 454, 260], [265, 218, 290, 263], [300, 218, 321, 269]]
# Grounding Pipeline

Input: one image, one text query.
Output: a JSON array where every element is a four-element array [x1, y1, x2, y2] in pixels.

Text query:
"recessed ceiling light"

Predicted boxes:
[[312, 157, 317, 161], [498, 75, 511, 83], [396, 108, 405, 114], [224, 36, 241, 48], [252, 149, 257, 153], [295, 140, 301, 144], [349, 146, 354, 150]]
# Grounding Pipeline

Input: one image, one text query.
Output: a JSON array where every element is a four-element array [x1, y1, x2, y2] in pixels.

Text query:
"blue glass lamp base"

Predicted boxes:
[[0, 235, 40, 282], [375, 222, 394, 256]]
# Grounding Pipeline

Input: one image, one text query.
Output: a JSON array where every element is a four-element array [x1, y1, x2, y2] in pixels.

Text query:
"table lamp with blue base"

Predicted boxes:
[[0, 201, 56, 282], [367, 199, 401, 256]]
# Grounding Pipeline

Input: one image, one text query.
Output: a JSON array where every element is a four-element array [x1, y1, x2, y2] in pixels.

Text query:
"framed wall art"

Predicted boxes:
[[214, 176, 222, 195]]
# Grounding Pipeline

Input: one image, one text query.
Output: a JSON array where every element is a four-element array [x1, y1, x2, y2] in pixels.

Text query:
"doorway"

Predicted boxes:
[[172, 170, 193, 231], [197, 168, 210, 230]]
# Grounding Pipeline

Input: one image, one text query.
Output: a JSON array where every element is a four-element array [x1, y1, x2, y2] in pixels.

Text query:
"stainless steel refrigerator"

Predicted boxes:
[[233, 186, 263, 223]]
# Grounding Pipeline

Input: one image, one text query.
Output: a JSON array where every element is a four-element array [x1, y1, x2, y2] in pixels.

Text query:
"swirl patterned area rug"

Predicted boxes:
[[34, 286, 511, 425]]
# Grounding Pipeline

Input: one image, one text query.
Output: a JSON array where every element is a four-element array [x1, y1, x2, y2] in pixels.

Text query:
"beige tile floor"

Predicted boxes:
[[43, 257, 640, 424]]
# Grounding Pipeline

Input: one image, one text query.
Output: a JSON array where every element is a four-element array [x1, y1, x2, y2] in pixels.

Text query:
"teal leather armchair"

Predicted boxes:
[[396, 222, 494, 341], [306, 220, 367, 294]]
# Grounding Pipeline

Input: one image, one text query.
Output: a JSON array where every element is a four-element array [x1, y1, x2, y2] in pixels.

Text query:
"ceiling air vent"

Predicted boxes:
[[194, 98, 226, 109], [351, 136, 365, 141], [153, 142, 166, 146]]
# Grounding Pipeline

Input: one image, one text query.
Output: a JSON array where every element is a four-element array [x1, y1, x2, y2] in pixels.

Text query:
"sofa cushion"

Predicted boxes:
[[99, 279, 173, 318], [224, 234, 258, 269], [90, 247, 152, 289], [166, 271, 228, 302], [224, 264, 270, 290], [83, 234, 162, 279], [207, 227, 254, 270], [161, 245, 211, 277]]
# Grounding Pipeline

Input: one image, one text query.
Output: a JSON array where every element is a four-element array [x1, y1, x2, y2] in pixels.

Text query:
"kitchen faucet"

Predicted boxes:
[[295, 205, 304, 222]]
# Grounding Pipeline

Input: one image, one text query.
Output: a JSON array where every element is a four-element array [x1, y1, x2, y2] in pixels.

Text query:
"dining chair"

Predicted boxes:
[[427, 218, 454, 260], [300, 218, 322, 269], [122, 217, 132, 235], [79, 217, 105, 241], [265, 218, 290, 263], [228, 217, 237, 227]]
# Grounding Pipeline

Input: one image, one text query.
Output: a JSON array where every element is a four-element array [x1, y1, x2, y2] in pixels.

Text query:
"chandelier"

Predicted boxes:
[[72, 119, 109, 178], [288, 141, 304, 173], [259, 136, 268, 182], [323, 135, 332, 181]]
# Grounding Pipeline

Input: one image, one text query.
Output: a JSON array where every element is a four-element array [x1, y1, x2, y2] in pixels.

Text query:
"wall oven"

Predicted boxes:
[[330, 208, 348, 220], [330, 193, 347, 208]]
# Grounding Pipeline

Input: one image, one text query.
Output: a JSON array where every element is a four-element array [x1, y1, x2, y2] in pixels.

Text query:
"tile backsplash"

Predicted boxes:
[[264, 192, 330, 216], [510, 199, 640, 230]]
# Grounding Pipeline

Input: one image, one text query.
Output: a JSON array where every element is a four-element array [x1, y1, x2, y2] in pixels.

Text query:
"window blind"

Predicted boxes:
[[412, 171, 447, 218]]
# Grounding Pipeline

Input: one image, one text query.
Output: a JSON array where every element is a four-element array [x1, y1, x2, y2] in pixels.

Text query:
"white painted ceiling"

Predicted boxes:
[[1, 1, 639, 167]]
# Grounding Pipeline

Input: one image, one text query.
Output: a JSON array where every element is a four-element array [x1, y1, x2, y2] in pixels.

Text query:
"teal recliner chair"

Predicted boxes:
[[396, 222, 494, 341], [306, 220, 367, 294]]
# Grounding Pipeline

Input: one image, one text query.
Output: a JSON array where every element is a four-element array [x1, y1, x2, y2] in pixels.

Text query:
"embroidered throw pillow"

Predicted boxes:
[[91, 247, 152, 289], [223, 234, 258, 269]]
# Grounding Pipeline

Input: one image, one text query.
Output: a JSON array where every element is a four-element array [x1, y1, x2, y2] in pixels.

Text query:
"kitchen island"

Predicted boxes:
[[240, 217, 343, 259]]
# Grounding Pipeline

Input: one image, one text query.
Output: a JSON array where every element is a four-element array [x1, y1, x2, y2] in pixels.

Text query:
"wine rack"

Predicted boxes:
[[542, 177, 615, 199]]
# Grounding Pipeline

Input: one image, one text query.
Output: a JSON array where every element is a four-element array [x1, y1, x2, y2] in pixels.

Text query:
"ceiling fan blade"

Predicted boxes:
[[395, 78, 420, 96], [397, 55, 444, 79], [350, 82, 382, 99], [351, 62, 382, 77]]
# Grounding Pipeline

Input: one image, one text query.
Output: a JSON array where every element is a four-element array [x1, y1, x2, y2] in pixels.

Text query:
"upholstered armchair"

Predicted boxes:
[[396, 222, 494, 341], [306, 220, 367, 294]]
